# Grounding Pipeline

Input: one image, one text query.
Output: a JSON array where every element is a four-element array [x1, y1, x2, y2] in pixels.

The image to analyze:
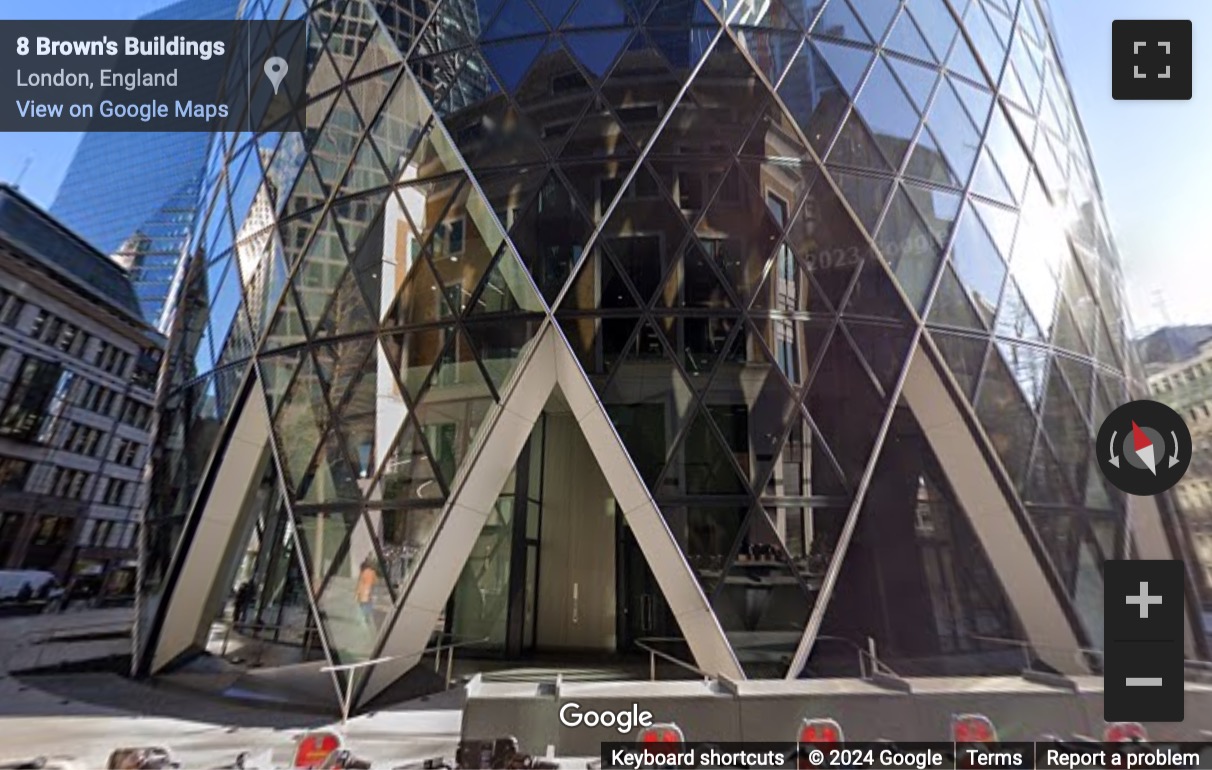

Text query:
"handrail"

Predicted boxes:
[[632, 634, 907, 684], [322, 656, 396, 725], [633, 637, 712, 681], [807, 635, 907, 683], [963, 633, 1130, 679], [219, 619, 302, 658], [426, 633, 490, 689]]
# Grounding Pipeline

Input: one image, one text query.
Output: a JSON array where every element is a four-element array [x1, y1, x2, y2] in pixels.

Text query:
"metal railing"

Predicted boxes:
[[217, 619, 302, 663], [803, 635, 911, 691], [217, 619, 489, 684], [426, 633, 490, 689], [961, 633, 1154, 689], [323, 656, 396, 725], [633, 637, 712, 682], [631, 634, 909, 686]]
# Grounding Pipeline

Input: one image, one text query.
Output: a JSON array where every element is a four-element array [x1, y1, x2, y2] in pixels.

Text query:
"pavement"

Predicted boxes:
[[0, 610, 463, 768]]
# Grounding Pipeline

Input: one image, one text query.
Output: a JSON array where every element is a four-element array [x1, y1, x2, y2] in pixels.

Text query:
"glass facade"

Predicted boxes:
[[140, 0, 1197, 700], [48, 0, 241, 328]]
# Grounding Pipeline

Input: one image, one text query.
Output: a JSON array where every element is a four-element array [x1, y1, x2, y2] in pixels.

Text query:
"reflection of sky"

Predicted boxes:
[[6, 0, 1210, 338], [1052, 0, 1212, 332]]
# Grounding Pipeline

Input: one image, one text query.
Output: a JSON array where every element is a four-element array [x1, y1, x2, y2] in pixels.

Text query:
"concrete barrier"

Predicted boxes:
[[461, 674, 1212, 754]]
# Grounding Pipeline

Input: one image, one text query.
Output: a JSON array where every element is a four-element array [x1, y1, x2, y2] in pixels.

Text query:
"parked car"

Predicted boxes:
[[0, 570, 65, 611]]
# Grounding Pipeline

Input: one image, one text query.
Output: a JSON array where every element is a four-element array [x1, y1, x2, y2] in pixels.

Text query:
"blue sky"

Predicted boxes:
[[2, 0, 1210, 332]]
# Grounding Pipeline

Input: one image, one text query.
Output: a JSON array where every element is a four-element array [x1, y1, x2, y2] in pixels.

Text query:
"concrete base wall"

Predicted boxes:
[[462, 676, 1212, 755]]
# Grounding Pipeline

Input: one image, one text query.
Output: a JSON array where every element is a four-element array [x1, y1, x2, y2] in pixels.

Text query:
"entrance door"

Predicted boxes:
[[617, 514, 678, 651], [533, 411, 617, 651]]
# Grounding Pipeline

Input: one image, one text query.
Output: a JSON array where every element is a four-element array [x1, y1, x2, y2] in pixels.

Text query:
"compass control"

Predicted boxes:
[[1096, 399, 1191, 496]]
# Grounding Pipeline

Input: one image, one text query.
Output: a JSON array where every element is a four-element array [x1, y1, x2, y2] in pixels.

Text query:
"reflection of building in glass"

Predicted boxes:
[[136, 0, 1207, 710], [48, 0, 240, 329], [1147, 339, 1212, 604], [0, 186, 162, 597]]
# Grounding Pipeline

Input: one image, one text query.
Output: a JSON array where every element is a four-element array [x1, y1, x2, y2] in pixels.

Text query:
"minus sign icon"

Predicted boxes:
[[1125, 677, 1163, 686]]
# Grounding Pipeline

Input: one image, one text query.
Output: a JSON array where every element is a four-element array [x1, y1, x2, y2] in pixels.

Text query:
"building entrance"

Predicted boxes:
[[448, 397, 641, 659]]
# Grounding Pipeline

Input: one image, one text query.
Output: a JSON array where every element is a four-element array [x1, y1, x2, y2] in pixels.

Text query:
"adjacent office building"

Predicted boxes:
[[136, 0, 1208, 710], [48, 0, 241, 328], [0, 186, 162, 596], [1147, 341, 1212, 604]]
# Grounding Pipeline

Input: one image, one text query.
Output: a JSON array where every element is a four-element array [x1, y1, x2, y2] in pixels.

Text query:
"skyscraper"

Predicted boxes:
[[136, 0, 1209, 712], [48, 0, 241, 329]]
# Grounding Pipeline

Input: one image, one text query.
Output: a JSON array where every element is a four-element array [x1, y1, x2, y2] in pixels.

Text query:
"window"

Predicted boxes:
[[130, 349, 161, 390], [432, 217, 465, 258], [77, 518, 96, 547], [83, 428, 103, 457], [114, 439, 141, 467], [0, 457, 31, 491], [0, 296, 23, 327], [121, 523, 138, 550], [97, 388, 116, 416], [28, 309, 48, 339], [447, 218, 465, 255], [56, 324, 79, 352], [91, 519, 115, 547], [50, 467, 90, 500], [678, 172, 703, 209], [102, 478, 129, 506], [551, 71, 589, 94], [69, 331, 90, 358], [0, 356, 64, 441], [66, 470, 87, 499], [30, 515, 72, 547], [0, 511, 23, 565], [109, 350, 130, 377], [40, 317, 64, 346]]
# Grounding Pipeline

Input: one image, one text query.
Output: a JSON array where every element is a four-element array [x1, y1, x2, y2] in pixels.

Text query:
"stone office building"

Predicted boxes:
[[0, 185, 163, 596]]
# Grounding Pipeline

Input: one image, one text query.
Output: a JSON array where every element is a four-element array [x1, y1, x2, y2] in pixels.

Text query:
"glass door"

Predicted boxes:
[[617, 511, 676, 652]]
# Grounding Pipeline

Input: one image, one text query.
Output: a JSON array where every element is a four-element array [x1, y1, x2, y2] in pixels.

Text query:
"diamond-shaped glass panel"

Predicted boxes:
[[660, 405, 750, 496], [506, 173, 591, 303], [922, 78, 979, 184], [885, 10, 935, 62], [370, 410, 447, 503], [876, 185, 942, 311], [811, 0, 873, 45], [601, 322, 695, 486], [827, 170, 890, 235], [713, 508, 813, 677], [297, 509, 388, 665], [657, 241, 736, 310], [297, 426, 363, 504], [311, 332, 375, 412], [948, 205, 1006, 325], [465, 316, 543, 394], [664, 504, 749, 592], [805, 328, 887, 483], [732, 28, 801, 87], [975, 344, 1037, 485], [928, 330, 986, 400], [778, 41, 852, 155], [703, 321, 801, 484], [274, 355, 329, 491]]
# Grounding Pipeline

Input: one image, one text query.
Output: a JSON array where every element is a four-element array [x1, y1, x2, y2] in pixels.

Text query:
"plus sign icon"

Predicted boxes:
[[1113, 20, 1193, 100], [1104, 560, 1185, 722]]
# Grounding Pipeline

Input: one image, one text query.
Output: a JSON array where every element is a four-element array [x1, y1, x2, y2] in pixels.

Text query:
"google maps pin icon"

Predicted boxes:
[[264, 56, 288, 95]]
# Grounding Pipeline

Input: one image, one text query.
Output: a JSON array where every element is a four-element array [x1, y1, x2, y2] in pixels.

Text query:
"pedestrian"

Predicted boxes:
[[233, 580, 255, 624], [356, 557, 379, 627]]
